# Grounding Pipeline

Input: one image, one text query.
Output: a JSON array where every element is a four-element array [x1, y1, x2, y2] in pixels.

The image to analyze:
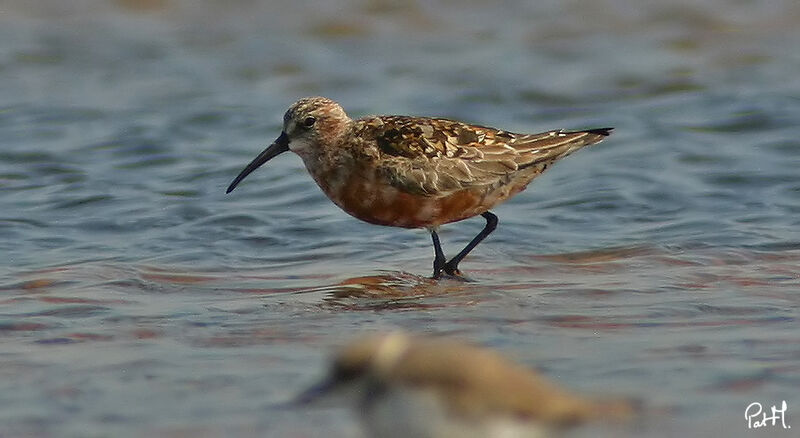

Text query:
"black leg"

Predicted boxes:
[[430, 229, 447, 279], [443, 212, 498, 276]]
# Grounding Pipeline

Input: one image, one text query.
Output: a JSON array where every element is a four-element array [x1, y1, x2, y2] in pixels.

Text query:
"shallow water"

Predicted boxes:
[[1, 0, 799, 437]]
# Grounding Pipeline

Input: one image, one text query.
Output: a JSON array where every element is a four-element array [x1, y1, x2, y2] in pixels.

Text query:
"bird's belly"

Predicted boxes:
[[308, 161, 534, 228], [362, 387, 548, 438], [316, 171, 490, 228]]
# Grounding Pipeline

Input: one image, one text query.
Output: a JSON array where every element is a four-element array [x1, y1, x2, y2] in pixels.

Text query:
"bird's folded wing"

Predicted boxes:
[[366, 115, 610, 196]]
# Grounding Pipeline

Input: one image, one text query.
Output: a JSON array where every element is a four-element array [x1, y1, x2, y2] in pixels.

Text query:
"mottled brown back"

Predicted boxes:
[[349, 115, 611, 196]]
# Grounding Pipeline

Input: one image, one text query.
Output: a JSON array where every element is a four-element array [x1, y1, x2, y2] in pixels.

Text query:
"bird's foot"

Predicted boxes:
[[431, 268, 471, 282], [443, 261, 461, 277]]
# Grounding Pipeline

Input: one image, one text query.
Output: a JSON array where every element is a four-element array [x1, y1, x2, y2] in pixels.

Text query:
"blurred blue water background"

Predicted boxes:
[[1, 0, 799, 436]]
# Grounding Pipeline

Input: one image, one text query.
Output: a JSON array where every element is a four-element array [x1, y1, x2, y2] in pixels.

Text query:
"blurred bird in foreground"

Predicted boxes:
[[226, 97, 612, 279], [295, 333, 635, 438]]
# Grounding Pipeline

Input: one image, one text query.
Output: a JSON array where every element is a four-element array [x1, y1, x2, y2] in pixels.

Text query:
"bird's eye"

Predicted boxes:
[[303, 116, 316, 128]]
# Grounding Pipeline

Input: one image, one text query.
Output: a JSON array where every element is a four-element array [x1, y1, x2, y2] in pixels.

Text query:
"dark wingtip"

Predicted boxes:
[[586, 127, 614, 136]]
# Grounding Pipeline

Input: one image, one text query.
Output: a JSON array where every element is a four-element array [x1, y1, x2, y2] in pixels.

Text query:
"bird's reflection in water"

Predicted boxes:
[[307, 271, 488, 310]]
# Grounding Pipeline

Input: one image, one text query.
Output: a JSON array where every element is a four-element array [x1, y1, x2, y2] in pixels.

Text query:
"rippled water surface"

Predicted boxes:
[[1, 1, 799, 437]]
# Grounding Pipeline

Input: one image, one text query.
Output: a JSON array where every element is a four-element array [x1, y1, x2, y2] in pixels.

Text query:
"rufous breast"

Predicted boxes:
[[309, 161, 537, 229]]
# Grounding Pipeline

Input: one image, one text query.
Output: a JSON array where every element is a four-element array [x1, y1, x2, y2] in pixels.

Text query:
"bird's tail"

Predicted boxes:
[[516, 127, 613, 169]]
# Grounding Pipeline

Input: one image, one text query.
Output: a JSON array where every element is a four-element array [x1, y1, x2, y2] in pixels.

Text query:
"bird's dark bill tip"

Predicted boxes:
[[225, 133, 291, 194], [225, 175, 245, 194]]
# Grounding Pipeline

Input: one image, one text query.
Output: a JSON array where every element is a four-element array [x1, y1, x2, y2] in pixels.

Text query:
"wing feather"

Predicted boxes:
[[355, 115, 611, 196]]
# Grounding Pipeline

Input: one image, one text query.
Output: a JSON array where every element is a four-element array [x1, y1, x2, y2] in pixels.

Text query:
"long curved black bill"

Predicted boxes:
[[226, 132, 289, 193], [289, 378, 337, 407]]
